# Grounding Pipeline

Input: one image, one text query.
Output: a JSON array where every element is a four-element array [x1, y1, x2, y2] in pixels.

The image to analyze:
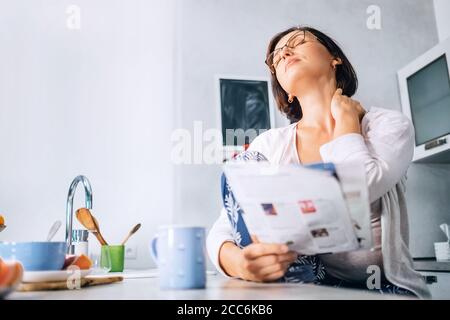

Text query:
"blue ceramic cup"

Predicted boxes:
[[150, 226, 206, 289], [0, 242, 67, 271]]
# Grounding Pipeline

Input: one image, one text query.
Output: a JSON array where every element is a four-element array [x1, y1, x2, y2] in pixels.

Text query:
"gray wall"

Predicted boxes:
[[407, 165, 450, 257], [174, 0, 447, 258]]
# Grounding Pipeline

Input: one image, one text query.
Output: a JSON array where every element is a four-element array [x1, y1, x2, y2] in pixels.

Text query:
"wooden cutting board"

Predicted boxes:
[[17, 276, 123, 292]]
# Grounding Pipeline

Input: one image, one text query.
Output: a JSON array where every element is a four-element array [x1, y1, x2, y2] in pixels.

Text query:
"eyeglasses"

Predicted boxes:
[[265, 30, 318, 74]]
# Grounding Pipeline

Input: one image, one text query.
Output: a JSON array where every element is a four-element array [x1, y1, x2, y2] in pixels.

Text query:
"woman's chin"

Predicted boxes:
[[283, 73, 315, 91]]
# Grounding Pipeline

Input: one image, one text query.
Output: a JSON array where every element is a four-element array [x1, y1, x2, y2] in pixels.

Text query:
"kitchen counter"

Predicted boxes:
[[414, 259, 450, 272], [9, 271, 411, 300]]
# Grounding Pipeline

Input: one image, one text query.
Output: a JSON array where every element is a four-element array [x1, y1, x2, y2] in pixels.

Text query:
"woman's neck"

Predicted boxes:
[[294, 79, 336, 135]]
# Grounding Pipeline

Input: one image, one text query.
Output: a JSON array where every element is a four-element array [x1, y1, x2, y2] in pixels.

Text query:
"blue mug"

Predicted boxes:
[[150, 226, 206, 289], [0, 242, 67, 271]]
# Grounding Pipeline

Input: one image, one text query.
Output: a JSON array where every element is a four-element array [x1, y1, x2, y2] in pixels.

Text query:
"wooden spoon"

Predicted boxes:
[[121, 223, 141, 245], [76, 208, 108, 246]]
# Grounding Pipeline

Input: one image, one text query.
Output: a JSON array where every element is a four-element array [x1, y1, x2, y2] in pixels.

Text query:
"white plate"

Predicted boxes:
[[23, 269, 92, 283]]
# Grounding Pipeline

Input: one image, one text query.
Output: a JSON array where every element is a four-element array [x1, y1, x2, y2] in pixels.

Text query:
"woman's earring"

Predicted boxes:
[[288, 94, 294, 103]]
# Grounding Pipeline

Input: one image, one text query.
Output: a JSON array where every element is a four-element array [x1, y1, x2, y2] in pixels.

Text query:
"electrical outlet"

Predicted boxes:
[[125, 245, 137, 260]]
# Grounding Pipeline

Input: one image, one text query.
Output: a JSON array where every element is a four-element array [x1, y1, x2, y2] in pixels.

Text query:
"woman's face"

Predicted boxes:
[[271, 30, 338, 95]]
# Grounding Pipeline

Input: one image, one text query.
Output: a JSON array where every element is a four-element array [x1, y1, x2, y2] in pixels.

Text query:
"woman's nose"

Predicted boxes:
[[281, 46, 293, 59]]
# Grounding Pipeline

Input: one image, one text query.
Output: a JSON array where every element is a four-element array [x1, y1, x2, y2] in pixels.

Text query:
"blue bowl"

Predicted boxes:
[[0, 242, 67, 271]]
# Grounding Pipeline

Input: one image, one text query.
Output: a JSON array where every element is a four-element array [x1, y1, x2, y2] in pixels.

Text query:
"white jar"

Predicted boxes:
[[72, 229, 89, 256]]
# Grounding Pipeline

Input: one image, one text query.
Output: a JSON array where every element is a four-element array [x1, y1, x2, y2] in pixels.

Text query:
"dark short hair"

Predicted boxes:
[[266, 26, 358, 122]]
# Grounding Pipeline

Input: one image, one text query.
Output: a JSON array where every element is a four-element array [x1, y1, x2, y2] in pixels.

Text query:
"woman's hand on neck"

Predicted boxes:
[[330, 88, 365, 139], [292, 77, 364, 140]]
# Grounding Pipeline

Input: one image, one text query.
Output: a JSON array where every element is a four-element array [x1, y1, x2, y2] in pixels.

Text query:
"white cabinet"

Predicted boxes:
[[420, 271, 450, 299]]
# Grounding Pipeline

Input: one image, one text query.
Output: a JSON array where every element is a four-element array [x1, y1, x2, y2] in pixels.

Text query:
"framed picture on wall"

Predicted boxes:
[[215, 75, 276, 160]]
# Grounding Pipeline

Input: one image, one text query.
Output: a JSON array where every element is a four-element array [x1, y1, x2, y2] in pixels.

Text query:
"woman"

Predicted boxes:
[[206, 26, 430, 299]]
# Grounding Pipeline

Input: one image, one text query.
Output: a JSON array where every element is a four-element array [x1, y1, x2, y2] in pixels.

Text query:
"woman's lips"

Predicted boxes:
[[285, 58, 301, 71]]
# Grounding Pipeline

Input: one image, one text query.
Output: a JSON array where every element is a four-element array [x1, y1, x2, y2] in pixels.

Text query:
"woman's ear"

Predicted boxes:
[[331, 57, 343, 69]]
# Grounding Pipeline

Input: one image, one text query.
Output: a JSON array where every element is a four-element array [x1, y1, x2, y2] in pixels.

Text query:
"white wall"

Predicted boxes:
[[0, 0, 176, 268], [434, 0, 450, 42]]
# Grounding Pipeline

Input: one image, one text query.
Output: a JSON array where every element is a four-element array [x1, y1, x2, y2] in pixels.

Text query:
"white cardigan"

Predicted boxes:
[[207, 106, 431, 299]]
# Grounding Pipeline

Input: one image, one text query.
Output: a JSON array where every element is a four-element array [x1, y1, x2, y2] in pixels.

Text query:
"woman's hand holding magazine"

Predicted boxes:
[[219, 235, 298, 282]]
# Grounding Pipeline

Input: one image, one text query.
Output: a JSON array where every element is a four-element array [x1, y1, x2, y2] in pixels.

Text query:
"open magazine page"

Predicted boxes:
[[333, 163, 373, 250], [223, 162, 371, 255]]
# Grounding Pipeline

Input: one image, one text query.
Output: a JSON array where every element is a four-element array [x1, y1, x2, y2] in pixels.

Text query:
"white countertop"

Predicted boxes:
[[8, 270, 411, 300]]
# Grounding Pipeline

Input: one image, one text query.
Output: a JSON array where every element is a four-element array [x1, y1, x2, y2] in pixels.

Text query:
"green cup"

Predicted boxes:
[[101, 245, 124, 272]]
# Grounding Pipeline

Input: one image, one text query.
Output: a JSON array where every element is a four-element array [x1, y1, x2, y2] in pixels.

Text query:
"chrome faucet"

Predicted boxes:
[[65, 175, 93, 254]]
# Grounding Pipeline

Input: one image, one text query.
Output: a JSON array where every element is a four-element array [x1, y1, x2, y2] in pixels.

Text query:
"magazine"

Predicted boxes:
[[222, 162, 373, 255]]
